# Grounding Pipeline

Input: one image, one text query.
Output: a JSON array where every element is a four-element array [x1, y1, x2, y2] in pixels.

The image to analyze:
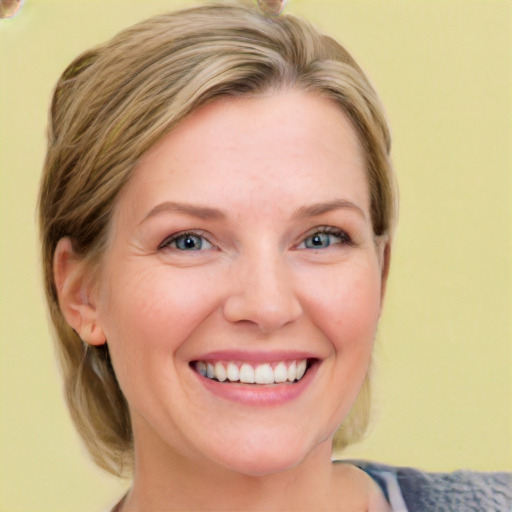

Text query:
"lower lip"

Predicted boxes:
[[192, 361, 319, 406]]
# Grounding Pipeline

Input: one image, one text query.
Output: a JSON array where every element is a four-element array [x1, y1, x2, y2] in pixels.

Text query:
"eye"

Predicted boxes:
[[298, 228, 350, 249], [159, 232, 214, 251]]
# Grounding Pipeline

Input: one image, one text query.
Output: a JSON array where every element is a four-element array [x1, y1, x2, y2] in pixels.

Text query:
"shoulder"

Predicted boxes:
[[347, 460, 512, 512], [332, 463, 391, 511]]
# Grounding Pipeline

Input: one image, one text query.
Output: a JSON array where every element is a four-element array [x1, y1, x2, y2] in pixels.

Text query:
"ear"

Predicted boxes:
[[53, 238, 106, 346], [377, 237, 392, 310]]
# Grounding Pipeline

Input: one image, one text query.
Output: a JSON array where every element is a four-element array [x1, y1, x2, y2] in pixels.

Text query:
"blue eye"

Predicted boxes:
[[305, 233, 332, 249], [159, 232, 213, 251], [299, 229, 350, 249]]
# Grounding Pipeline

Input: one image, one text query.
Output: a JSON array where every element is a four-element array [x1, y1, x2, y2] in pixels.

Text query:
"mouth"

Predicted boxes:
[[191, 359, 315, 385]]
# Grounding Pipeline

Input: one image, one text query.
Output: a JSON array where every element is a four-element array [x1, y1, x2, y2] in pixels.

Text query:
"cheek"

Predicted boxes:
[[301, 261, 382, 351], [98, 264, 222, 361]]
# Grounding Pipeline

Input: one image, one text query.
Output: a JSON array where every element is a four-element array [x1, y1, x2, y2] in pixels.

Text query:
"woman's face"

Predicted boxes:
[[93, 91, 388, 476]]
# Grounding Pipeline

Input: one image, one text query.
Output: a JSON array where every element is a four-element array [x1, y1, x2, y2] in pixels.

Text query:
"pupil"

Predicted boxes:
[[178, 235, 201, 250], [185, 237, 196, 249], [310, 233, 328, 247]]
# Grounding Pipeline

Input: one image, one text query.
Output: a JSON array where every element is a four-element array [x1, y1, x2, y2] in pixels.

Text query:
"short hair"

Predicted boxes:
[[38, 0, 396, 476]]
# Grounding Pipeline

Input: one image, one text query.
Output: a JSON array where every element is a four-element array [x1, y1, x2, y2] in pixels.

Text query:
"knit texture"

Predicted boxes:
[[352, 460, 512, 512]]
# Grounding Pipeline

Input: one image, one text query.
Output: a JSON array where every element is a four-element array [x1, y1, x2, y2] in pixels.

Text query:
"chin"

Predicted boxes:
[[219, 450, 305, 477], [208, 429, 328, 477]]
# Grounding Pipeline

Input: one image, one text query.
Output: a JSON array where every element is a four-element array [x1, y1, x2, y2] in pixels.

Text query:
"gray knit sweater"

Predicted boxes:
[[351, 460, 512, 512]]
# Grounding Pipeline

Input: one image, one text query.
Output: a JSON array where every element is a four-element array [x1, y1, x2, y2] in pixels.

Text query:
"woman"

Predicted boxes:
[[38, 2, 510, 511]]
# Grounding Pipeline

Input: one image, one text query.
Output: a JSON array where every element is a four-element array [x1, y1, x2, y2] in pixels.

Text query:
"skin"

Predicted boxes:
[[55, 91, 391, 511]]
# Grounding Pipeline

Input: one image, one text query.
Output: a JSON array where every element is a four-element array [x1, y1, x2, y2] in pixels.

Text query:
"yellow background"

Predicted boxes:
[[1, 1, 510, 510]]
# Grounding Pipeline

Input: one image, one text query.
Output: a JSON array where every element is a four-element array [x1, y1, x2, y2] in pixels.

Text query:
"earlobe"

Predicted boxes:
[[53, 238, 106, 346]]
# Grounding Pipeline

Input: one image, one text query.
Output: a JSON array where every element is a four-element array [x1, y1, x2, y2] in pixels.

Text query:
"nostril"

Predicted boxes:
[[222, 255, 303, 332], [222, 293, 302, 333]]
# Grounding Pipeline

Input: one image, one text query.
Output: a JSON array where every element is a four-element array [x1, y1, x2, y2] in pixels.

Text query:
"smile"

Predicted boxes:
[[193, 359, 309, 385]]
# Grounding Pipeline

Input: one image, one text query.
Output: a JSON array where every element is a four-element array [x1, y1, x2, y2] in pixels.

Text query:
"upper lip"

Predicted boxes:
[[189, 349, 321, 363]]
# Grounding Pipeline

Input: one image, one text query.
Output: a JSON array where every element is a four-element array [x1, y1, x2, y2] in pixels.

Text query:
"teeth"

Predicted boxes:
[[255, 363, 273, 384], [195, 359, 309, 385], [215, 362, 227, 382], [226, 362, 239, 382], [274, 362, 288, 383], [239, 363, 255, 384], [296, 359, 307, 380], [287, 361, 296, 382], [196, 361, 207, 377]]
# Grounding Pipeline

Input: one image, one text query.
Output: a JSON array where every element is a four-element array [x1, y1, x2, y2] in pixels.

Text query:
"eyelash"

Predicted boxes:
[[297, 227, 352, 250], [158, 226, 352, 252], [158, 230, 214, 251]]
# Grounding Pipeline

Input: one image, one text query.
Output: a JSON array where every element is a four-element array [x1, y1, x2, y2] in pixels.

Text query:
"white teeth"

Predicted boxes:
[[215, 362, 227, 382], [287, 361, 296, 382], [196, 359, 310, 385], [296, 360, 307, 380], [226, 362, 239, 382], [196, 361, 207, 377], [239, 363, 255, 384], [274, 362, 288, 383], [255, 363, 274, 384]]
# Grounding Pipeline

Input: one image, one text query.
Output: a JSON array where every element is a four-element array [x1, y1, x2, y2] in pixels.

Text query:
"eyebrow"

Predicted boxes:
[[293, 199, 367, 221], [139, 198, 366, 225], [139, 201, 227, 225]]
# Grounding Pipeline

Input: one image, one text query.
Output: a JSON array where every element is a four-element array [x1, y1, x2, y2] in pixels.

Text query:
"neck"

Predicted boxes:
[[122, 437, 342, 511]]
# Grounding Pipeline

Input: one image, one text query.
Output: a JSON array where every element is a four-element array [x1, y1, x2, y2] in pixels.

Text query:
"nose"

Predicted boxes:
[[222, 249, 303, 334]]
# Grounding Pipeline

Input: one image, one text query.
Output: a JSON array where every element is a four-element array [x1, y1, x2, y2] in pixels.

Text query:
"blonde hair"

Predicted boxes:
[[39, 0, 396, 476]]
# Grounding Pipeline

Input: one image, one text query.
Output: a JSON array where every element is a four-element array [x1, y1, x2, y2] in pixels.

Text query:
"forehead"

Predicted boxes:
[[118, 91, 368, 222]]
